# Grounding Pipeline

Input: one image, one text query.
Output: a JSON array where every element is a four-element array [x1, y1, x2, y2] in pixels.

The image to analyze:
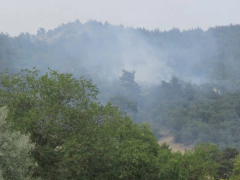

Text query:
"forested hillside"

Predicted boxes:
[[1, 20, 240, 179], [2, 20, 240, 83], [1, 20, 240, 147], [0, 68, 239, 180]]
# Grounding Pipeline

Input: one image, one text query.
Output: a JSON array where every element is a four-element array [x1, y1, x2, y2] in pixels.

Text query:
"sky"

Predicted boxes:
[[1, 0, 240, 36]]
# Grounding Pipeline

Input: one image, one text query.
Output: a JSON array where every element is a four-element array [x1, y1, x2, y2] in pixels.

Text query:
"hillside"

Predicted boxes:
[[1, 20, 240, 150]]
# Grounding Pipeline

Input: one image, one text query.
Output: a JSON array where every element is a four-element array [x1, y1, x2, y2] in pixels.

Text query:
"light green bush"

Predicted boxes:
[[0, 107, 36, 180]]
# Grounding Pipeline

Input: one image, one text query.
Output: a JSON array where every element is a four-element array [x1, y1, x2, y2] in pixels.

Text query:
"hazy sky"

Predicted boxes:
[[1, 0, 239, 36]]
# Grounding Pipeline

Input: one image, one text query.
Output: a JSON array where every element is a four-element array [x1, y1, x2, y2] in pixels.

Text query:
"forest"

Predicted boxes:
[[1, 20, 240, 179]]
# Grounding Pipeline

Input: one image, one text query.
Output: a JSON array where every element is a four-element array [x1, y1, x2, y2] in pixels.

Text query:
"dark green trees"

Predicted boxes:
[[120, 70, 141, 95], [119, 70, 141, 101], [109, 70, 140, 114]]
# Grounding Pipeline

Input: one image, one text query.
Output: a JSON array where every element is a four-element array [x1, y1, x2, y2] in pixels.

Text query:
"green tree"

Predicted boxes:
[[0, 68, 160, 179], [184, 143, 219, 180], [216, 147, 239, 179], [230, 153, 240, 180], [0, 106, 36, 180], [119, 70, 141, 100], [156, 143, 219, 180]]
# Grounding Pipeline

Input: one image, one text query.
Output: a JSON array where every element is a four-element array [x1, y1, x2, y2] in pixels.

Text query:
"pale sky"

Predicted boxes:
[[1, 0, 240, 36]]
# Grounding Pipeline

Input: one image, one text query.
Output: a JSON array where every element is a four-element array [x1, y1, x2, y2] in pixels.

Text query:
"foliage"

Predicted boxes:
[[156, 143, 219, 180], [119, 70, 141, 104], [0, 68, 160, 179], [2, 22, 240, 150], [119, 70, 141, 95], [230, 154, 240, 180], [216, 147, 239, 179], [109, 95, 138, 113], [0, 68, 227, 179], [2, 21, 240, 178], [147, 76, 240, 150], [0, 106, 36, 180]]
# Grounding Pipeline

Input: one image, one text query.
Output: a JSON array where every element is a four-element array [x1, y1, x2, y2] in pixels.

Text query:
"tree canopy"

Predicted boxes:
[[0, 68, 224, 179]]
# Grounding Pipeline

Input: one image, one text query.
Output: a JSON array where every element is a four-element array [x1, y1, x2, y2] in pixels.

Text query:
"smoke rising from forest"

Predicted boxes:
[[25, 21, 220, 85], [2, 20, 240, 150]]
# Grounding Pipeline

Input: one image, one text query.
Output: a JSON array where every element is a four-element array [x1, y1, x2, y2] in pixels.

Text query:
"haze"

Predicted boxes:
[[1, 0, 240, 36]]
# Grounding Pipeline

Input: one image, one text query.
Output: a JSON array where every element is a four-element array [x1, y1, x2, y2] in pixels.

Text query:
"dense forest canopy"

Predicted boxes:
[[1, 20, 240, 179], [0, 68, 239, 180]]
